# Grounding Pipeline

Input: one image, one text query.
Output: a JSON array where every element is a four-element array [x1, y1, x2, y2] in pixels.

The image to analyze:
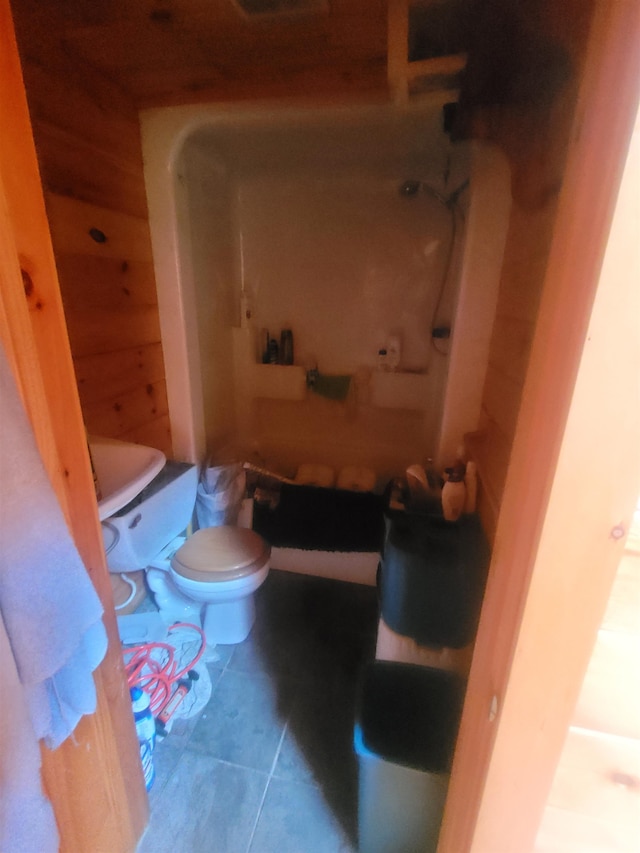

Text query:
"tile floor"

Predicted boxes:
[[137, 569, 379, 853]]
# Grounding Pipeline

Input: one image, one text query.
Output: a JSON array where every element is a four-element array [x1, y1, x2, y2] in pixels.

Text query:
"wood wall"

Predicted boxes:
[[9, 9, 172, 456], [536, 518, 640, 851], [535, 106, 640, 853], [459, 0, 594, 537]]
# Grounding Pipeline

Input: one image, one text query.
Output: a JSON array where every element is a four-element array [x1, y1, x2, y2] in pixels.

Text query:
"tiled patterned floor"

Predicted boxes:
[[137, 569, 378, 853]]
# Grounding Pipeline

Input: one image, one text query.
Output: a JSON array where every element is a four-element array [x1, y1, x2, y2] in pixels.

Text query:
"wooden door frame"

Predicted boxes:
[[0, 2, 148, 849], [440, 2, 640, 850]]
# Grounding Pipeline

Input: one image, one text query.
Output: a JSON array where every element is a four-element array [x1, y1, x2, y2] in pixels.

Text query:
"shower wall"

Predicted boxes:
[[179, 143, 237, 454], [240, 174, 452, 375], [236, 170, 457, 479]]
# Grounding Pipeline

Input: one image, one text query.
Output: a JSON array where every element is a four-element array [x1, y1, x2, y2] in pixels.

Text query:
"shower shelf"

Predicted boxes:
[[251, 363, 307, 401]]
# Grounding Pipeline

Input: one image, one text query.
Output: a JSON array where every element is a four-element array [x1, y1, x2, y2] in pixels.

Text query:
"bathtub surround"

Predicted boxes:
[[142, 99, 509, 480], [436, 143, 511, 465]]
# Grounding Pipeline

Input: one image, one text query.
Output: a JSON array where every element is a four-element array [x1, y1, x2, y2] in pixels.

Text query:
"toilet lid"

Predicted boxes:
[[171, 526, 270, 583]]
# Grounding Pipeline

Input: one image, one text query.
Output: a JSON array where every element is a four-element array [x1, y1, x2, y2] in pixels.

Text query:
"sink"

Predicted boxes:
[[89, 436, 166, 520]]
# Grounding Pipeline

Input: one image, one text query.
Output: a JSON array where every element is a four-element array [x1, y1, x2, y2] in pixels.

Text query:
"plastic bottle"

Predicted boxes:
[[425, 457, 442, 495], [240, 293, 252, 329], [464, 460, 477, 514], [386, 335, 401, 371], [280, 329, 294, 365], [441, 470, 466, 522], [261, 329, 270, 363], [131, 686, 155, 791]]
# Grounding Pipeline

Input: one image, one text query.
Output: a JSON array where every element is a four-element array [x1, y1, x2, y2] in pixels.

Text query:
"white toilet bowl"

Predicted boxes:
[[148, 526, 270, 645]]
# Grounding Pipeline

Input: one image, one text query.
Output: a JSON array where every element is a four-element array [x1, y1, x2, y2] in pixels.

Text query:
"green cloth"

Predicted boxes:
[[312, 373, 351, 401]]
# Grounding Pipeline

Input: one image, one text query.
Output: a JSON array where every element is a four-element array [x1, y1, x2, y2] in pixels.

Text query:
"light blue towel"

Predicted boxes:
[[0, 609, 58, 853], [0, 341, 107, 750]]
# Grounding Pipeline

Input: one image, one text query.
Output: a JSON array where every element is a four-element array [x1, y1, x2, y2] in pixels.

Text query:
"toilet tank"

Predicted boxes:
[[102, 461, 198, 572]]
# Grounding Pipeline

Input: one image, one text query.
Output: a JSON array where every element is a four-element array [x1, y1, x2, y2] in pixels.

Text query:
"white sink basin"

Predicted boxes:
[[89, 436, 166, 520]]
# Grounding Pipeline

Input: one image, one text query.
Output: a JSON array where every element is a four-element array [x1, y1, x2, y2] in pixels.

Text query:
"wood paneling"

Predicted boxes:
[[8, 7, 172, 455], [17, 68, 171, 454], [74, 343, 166, 404], [537, 731, 640, 850], [19, 58, 143, 166], [81, 379, 169, 440], [65, 306, 162, 359], [35, 121, 150, 219], [56, 255, 161, 308], [119, 412, 173, 454], [43, 191, 170, 451], [10, 0, 388, 108], [45, 194, 155, 263], [537, 530, 640, 852]]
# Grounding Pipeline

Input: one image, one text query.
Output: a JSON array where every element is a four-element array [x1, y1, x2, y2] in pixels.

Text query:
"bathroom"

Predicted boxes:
[[4, 0, 638, 849]]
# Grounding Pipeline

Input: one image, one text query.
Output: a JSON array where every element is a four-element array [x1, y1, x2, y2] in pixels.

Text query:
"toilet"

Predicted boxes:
[[102, 459, 271, 646], [166, 526, 269, 644]]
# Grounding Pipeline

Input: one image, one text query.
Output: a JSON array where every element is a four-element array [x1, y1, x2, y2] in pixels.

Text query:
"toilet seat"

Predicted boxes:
[[171, 526, 270, 583]]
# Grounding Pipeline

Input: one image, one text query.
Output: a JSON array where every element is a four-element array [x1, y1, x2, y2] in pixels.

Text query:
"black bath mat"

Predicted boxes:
[[252, 484, 385, 553]]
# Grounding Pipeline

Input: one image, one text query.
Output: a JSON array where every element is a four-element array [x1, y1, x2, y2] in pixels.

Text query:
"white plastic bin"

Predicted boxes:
[[195, 462, 246, 528]]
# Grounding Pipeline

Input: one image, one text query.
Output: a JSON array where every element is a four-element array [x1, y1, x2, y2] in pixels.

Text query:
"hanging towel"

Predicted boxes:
[[310, 372, 352, 401], [0, 608, 58, 853], [0, 341, 107, 750]]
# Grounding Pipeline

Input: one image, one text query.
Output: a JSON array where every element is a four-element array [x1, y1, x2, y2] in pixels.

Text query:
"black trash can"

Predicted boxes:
[[354, 661, 465, 853]]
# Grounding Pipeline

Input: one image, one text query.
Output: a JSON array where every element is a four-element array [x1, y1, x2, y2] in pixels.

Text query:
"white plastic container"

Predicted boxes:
[[441, 476, 466, 522], [103, 461, 197, 572], [386, 335, 401, 371], [131, 687, 155, 791], [464, 460, 477, 514]]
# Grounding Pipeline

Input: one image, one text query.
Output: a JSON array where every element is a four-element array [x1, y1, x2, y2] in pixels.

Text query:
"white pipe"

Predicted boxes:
[[114, 573, 138, 611]]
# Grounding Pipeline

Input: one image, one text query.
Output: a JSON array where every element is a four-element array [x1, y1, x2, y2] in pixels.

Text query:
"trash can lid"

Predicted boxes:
[[356, 662, 466, 773]]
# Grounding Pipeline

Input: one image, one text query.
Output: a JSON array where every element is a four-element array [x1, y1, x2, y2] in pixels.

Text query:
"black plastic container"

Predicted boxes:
[[379, 512, 490, 648], [280, 329, 294, 365]]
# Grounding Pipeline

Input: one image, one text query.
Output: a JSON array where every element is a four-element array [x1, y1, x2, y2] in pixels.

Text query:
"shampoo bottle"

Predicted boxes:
[[464, 460, 477, 514], [386, 335, 401, 371], [441, 470, 466, 522], [280, 329, 294, 365], [131, 686, 155, 791]]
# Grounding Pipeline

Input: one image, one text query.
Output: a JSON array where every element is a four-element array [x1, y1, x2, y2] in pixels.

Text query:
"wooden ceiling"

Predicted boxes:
[[10, 0, 389, 108]]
